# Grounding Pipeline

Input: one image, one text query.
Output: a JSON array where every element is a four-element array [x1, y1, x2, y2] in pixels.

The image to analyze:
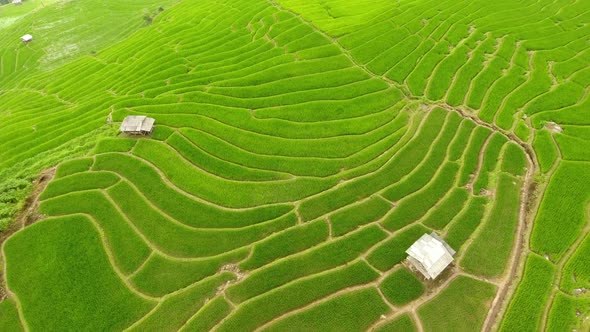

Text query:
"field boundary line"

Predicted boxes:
[[411, 310, 425, 332], [1, 241, 31, 332], [113, 177, 294, 232], [104, 152, 288, 211], [0, 167, 56, 301], [477, 38, 519, 116], [263, 3, 539, 330], [49, 213, 161, 302], [251, 284, 373, 332], [102, 188, 283, 262], [540, 209, 590, 330], [481, 132, 537, 331], [172, 131, 295, 179], [374, 272, 460, 330]]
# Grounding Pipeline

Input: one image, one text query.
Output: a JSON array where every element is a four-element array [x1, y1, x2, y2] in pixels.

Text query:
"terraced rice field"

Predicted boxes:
[[0, 0, 589, 331]]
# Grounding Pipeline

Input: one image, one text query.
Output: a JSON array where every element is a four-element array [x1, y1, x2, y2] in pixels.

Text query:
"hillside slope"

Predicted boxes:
[[0, 0, 589, 331]]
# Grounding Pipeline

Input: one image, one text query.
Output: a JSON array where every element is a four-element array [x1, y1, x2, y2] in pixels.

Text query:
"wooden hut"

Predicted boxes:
[[406, 232, 455, 280], [120, 116, 155, 135]]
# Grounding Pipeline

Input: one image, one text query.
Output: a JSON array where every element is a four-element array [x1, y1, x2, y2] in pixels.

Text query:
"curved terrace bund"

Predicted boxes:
[[0, 0, 588, 331]]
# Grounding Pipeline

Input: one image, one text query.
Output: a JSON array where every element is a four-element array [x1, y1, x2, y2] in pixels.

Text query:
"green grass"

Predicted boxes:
[[554, 133, 590, 161], [546, 293, 590, 332], [560, 229, 590, 293], [499, 254, 556, 332], [379, 267, 425, 306], [226, 225, 387, 303], [217, 260, 379, 332], [128, 273, 235, 332], [447, 120, 476, 161], [383, 162, 460, 231], [240, 219, 329, 270], [382, 112, 462, 203], [374, 314, 417, 332], [93, 138, 138, 154], [367, 224, 429, 272], [40, 171, 120, 199], [514, 120, 531, 141], [461, 174, 521, 278], [472, 133, 507, 193], [54, 158, 94, 178], [0, 299, 23, 332], [93, 152, 292, 228], [131, 139, 336, 207], [330, 196, 391, 236], [167, 132, 288, 182], [130, 249, 248, 296], [39, 190, 151, 274], [3, 215, 156, 331], [180, 296, 233, 332], [422, 188, 469, 230], [107, 180, 296, 258], [418, 276, 496, 332], [501, 142, 528, 176], [0, 125, 116, 231], [299, 107, 446, 221], [263, 288, 390, 331], [1, 0, 589, 329], [457, 126, 492, 186], [533, 130, 559, 173], [531, 161, 590, 260], [444, 196, 489, 250]]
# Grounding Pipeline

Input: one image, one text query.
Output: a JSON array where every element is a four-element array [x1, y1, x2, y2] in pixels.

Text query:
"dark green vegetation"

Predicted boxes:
[[0, 0, 588, 330]]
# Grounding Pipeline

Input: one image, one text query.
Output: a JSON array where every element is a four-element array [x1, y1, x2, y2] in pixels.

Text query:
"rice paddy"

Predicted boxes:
[[0, 0, 589, 331]]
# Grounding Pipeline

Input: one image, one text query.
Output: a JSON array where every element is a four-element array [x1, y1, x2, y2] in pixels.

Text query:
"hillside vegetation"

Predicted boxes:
[[0, 0, 588, 331]]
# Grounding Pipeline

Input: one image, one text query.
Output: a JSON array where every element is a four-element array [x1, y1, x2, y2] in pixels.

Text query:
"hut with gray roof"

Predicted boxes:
[[406, 232, 455, 280], [120, 116, 155, 135]]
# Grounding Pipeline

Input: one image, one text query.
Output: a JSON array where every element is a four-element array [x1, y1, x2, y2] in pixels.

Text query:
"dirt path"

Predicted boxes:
[[266, 2, 540, 331], [1, 4, 543, 331], [369, 269, 460, 331], [0, 167, 56, 301], [481, 138, 537, 332]]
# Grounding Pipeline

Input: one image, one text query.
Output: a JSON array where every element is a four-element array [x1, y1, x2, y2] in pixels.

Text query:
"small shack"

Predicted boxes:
[[406, 232, 455, 280], [120, 116, 155, 135], [20, 34, 33, 43], [12, 0, 23, 5]]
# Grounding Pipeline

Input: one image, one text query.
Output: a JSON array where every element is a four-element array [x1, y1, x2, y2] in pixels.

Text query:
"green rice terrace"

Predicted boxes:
[[0, 0, 589, 331]]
